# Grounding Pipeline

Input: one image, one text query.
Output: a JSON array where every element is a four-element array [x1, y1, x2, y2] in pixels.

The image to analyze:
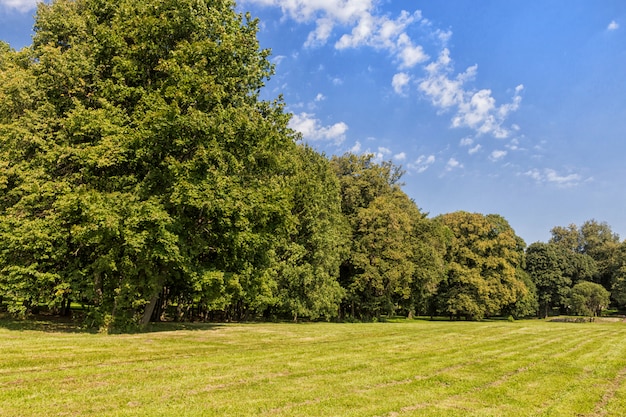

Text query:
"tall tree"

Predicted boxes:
[[525, 242, 572, 318], [330, 154, 445, 319], [435, 212, 528, 320], [274, 145, 348, 321], [0, 0, 297, 329]]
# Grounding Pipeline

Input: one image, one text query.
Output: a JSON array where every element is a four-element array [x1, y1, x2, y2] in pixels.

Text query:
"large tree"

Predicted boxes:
[[330, 154, 445, 319], [0, 0, 297, 330], [273, 145, 348, 321], [435, 212, 529, 320], [550, 220, 620, 288]]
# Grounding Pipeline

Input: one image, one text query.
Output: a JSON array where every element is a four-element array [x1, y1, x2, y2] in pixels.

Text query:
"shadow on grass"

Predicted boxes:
[[0, 314, 95, 333], [0, 313, 224, 334]]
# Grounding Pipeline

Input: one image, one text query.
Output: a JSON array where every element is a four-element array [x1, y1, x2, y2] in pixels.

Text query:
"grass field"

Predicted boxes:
[[1, 318, 626, 416]]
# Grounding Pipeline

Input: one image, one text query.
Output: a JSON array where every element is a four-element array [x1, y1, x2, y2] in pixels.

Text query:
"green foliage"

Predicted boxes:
[[3, 1, 624, 328], [525, 242, 572, 317], [0, 0, 297, 329], [330, 154, 445, 319], [568, 281, 611, 316], [551, 220, 620, 288], [435, 212, 529, 320], [274, 145, 348, 321]]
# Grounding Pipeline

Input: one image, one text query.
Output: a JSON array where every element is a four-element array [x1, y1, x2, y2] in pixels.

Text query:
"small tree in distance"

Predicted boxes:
[[568, 281, 610, 317]]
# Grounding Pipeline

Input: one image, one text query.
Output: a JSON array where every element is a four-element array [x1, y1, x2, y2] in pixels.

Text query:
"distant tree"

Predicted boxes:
[[405, 218, 448, 318], [435, 212, 528, 320], [550, 220, 621, 301], [525, 242, 572, 318], [502, 268, 539, 319], [568, 281, 610, 317], [550, 224, 583, 253], [609, 241, 626, 309]]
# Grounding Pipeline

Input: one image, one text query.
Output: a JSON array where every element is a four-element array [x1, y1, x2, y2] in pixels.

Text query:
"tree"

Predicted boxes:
[[274, 145, 348, 321], [525, 242, 572, 318], [551, 220, 620, 289], [435, 212, 528, 320], [348, 189, 420, 317], [609, 241, 626, 309], [0, 0, 297, 330], [568, 281, 610, 317], [329, 153, 445, 319]]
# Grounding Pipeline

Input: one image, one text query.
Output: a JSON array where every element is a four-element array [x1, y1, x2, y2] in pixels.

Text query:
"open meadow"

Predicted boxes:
[[1, 318, 626, 416]]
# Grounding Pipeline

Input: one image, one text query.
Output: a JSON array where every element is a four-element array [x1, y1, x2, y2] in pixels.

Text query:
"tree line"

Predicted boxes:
[[0, 0, 623, 331]]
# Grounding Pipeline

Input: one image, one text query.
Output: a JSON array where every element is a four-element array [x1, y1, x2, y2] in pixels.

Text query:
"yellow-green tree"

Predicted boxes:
[[330, 154, 445, 319], [435, 212, 529, 320]]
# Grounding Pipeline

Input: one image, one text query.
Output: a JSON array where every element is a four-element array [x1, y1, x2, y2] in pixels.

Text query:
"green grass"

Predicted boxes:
[[1, 318, 626, 416]]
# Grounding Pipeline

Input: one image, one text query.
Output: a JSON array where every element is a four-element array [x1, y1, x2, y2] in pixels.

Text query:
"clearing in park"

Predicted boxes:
[[1, 319, 626, 416]]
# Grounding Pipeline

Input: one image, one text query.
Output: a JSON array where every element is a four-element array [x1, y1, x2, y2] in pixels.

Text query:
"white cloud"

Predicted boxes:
[[460, 137, 482, 155], [392, 72, 411, 95], [445, 157, 463, 171], [0, 0, 39, 12], [271, 55, 287, 66], [489, 150, 507, 161], [335, 10, 422, 50], [396, 33, 429, 68], [247, 0, 430, 80], [459, 137, 474, 147], [349, 141, 362, 153], [419, 49, 474, 109], [246, 0, 375, 24], [248, 0, 524, 142], [419, 48, 523, 138], [408, 154, 435, 173], [393, 152, 406, 161], [289, 112, 348, 144], [314, 93, 326, 102], [305, 17, 336, 47], [608, 20, 619, 31], [506, 138, 522, 151], [435, 29, 453, 45], [523, 168, 584, 187]]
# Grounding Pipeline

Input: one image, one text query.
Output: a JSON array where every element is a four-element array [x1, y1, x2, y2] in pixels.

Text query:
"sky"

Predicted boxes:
[[1, 0, 626, 244]]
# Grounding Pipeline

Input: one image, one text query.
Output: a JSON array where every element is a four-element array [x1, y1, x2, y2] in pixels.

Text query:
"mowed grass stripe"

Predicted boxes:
[[1, 320, 626, 416]]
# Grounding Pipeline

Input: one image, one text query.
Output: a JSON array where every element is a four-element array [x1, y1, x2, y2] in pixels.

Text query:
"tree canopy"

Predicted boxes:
[[0, 0, 298, 329], [2, 0, 626, 330], [434, 212, 528, 320]]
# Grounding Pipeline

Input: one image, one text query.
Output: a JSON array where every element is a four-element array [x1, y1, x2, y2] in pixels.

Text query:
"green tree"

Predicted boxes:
[[435, 212, 528, 320], [0, 0, 297, 329], [609, 241, 626, 309], [525, 242, 571, 318], [568, 281, 610, 316], [348, 189, 420, 317], [330, 154, 444, 319], [274, 145, 348, 321], [405, 218, 448, 318], [551, 220, 620, 289]]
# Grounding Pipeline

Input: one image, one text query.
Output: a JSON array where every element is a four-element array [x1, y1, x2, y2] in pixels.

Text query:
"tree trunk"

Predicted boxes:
[[141, 291, 161, 327]]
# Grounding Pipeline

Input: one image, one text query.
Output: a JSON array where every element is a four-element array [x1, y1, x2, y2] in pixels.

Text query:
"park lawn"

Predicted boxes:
[[1, 319, 625, 416]]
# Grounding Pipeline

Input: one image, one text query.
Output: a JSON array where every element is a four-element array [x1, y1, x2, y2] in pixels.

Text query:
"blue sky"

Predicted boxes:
[[1, 1, 626, 244]]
